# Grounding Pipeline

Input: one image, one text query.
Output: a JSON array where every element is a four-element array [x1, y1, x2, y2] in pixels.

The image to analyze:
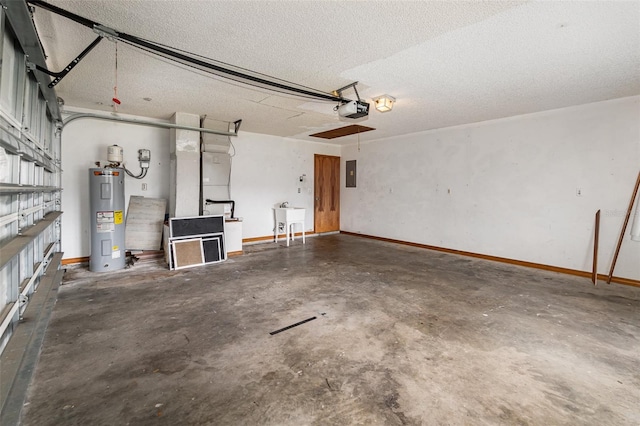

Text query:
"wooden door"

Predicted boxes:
[[314, 154, 340, 233]]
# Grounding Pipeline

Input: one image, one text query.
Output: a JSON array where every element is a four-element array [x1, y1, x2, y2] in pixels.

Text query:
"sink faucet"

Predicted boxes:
[[280, 201, 289, 208]]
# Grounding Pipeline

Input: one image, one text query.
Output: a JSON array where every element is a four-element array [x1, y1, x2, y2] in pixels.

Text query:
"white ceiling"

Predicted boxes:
[[32, 0, 640, 145]]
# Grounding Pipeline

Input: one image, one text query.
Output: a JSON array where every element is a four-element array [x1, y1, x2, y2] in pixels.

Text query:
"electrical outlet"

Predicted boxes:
[[142, 183, 147, 191], [298, 188, 301, 193]]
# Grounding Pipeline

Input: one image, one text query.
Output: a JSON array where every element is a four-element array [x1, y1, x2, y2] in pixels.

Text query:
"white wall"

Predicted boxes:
[[62, 99, 639, 280], [341, 96, 640, 280], [227, 132, 340, 239], [61, 109, 340, 258], [61, 109, 170, 259]]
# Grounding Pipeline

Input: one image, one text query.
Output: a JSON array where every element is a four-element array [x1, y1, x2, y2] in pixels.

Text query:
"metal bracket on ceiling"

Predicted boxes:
[[92, 24, 119, 41], [32, 36, 103, 88], [232, 119, 242, 134], [26, 24, 117, 89], [333, 82, 361, 103]]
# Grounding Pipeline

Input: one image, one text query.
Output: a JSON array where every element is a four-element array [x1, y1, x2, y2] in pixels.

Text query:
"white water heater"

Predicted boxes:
[[89, 168, 126, 272]]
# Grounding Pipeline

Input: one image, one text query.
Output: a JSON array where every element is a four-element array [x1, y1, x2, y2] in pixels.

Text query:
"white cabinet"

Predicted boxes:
[[225, 220, 243, 254]]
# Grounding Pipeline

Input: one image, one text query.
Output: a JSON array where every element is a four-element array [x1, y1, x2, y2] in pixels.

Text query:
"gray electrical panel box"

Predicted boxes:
[[346, 160, 356, 187]]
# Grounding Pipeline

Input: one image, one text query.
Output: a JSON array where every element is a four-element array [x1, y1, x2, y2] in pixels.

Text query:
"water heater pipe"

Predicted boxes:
[[62, 113, 239, 136]]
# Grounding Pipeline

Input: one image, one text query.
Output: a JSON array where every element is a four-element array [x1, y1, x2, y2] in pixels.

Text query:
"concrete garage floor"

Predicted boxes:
[[19, 234, 640, 425]]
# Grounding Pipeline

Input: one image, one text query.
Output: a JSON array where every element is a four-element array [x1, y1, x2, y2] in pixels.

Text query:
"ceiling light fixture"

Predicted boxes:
[[373, 95, 396, 113]]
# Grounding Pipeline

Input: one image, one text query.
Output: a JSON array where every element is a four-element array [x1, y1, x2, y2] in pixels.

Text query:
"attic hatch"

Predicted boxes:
[[310, 125, 375, 140]]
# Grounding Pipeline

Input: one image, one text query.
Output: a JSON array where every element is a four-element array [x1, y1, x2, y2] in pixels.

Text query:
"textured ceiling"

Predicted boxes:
[[32, 0, 640, 145]]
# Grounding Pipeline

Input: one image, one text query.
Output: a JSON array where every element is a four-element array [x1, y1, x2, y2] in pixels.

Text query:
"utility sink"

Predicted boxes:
[[275, 207, 305, 222], [274, 208, 305, 246]]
